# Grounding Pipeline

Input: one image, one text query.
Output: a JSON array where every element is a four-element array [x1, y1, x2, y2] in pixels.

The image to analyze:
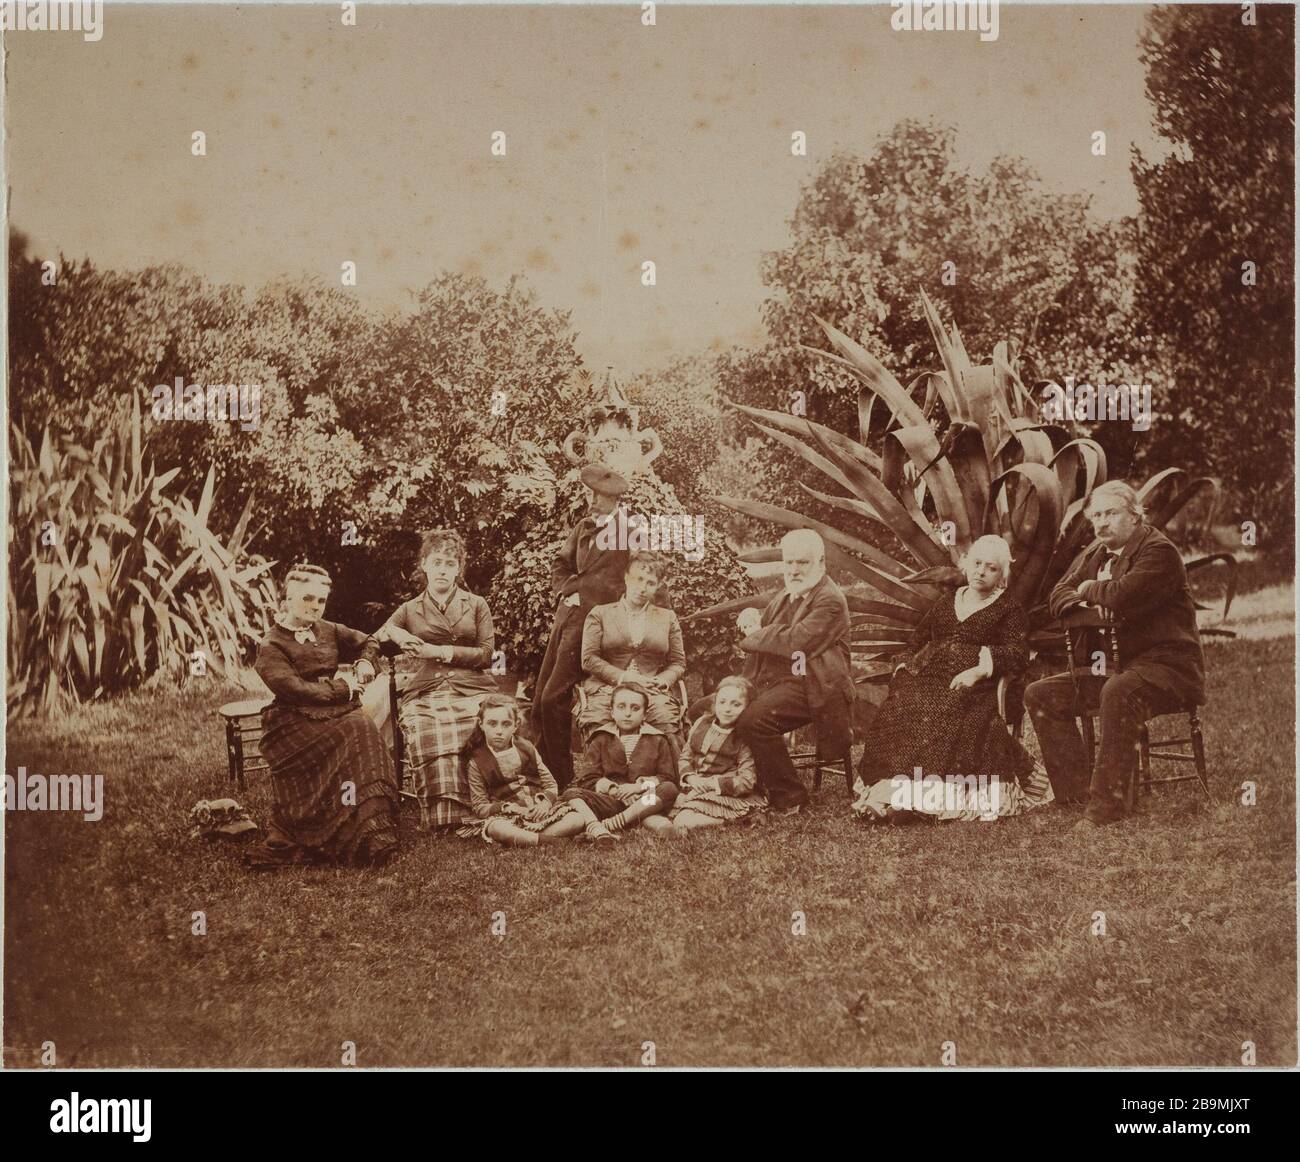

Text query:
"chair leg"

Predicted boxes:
[[1139, 722, 1151, 794], [231, 727, 247, 792], [1080, 715, 1096, 773], [1123, 728, 1137, 814], [1190, 711, 1210, 797]]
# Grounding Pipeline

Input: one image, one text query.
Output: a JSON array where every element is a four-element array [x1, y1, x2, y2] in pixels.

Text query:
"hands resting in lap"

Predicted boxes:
[[376, 624, 455, 664]]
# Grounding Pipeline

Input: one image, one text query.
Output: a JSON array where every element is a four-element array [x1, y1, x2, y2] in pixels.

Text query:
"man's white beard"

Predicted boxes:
[[784, 566, 825, 599]]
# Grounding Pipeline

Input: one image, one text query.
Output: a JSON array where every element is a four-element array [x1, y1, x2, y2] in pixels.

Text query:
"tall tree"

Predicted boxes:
[[1131, 2, 1295, 547], [719, 120, 1142, 516]]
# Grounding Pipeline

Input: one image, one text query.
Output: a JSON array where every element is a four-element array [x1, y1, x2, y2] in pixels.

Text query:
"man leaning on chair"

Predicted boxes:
[[1025, 480, 1206, 827]]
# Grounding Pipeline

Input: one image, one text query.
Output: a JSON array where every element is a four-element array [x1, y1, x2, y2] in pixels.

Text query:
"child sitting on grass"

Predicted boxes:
[[561, 681, 679, 837], [460, 694, 616, 846], [644, 675, 765, 837]]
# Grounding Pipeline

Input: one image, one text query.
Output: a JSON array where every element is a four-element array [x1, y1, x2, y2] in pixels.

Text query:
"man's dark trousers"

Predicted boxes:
[[1025, 669, 1183, 823], [736, 679, 850, 811], [533, 602, 585, 790]]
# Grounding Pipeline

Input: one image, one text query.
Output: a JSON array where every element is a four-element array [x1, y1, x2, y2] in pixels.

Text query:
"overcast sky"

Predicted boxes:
[[5, 2, 1162, 372]]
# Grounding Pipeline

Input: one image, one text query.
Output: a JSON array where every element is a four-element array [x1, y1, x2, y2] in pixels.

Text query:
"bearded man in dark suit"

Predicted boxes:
[[734, 528, 854, 815], [1025, 481, 1205, 826]]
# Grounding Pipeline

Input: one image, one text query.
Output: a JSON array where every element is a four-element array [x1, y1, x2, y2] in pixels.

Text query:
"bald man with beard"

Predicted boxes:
[[734, 530, 854, 814]]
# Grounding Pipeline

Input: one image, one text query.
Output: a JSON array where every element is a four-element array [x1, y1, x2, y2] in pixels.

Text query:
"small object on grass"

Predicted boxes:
[[189, 798, 259, 841]]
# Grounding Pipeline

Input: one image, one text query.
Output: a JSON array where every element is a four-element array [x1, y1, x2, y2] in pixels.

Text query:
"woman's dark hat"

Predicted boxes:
[[580, 464, 629, 499]]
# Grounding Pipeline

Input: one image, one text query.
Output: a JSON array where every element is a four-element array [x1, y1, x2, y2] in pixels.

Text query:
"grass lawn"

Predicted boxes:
[[4, 632, 1295, 1068]]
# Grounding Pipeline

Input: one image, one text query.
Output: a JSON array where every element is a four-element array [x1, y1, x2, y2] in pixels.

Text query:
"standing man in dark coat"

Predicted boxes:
[[735, 529, 854, 815], [1025, 481, 1205, 826], [532, 464, 630, 789]]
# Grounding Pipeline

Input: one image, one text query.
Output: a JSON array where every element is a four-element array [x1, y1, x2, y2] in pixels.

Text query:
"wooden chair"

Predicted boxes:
[[791, 731, 855, 801], [376, 642, 423, 809], [1062, 607, 1209, 808], [218, 698, 272, 789]]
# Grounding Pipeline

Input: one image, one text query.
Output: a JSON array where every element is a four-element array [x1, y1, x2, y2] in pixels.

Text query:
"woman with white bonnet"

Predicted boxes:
[[852, 534, 1053, 823]]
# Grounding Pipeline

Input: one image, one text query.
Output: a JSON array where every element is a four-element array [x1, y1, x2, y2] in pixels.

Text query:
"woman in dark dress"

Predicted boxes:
[[247, 564, 400, 868], [852, 535, 1053, 822]]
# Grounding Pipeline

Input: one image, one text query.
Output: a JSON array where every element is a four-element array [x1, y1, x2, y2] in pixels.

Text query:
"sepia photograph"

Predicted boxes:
[[1, 0, 1296, 1094]]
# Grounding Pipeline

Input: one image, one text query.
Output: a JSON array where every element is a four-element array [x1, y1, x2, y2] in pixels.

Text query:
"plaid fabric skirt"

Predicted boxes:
[[398, 689, 486, 828], [252, 704, 399, 867], [455, 798, 583, 842], [671, 788, 767, 823]]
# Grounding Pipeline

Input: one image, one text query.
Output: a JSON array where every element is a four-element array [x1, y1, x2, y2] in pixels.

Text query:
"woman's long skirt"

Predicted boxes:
[[251, 704, 400, 867], [398, 689, 485, 828]]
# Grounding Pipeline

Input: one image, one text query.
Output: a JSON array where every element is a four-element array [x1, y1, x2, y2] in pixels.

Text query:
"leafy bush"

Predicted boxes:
[[696, 296, 1220, 703], [7, 400, 277, 715]]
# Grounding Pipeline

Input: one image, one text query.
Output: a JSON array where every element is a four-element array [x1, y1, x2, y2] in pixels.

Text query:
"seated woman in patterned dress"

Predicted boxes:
[[458, 693, 617, 846], [246, 563, 400, 869], [851, 535, 1053, 823], [376, 529, 499, 832], [578, 550, 686, 746], [643, 675, 766, 836]]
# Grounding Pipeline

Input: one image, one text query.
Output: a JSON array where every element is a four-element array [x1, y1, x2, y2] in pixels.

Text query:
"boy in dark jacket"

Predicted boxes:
[[562, 682, 678, 835]]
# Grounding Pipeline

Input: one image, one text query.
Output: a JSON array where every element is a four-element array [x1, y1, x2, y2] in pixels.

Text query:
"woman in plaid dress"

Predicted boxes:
[[377, 529, 499, 831], [247, 564, 399, 869]]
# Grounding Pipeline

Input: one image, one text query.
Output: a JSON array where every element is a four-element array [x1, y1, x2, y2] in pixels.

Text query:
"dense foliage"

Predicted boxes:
[[1131, 2, 1295, 546], [693, 296, 1225, 705], [8, 400, 276, 714]]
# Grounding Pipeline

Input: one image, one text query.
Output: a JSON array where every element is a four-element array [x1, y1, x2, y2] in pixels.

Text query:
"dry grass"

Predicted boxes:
[[3, 634, 1294, 1067]]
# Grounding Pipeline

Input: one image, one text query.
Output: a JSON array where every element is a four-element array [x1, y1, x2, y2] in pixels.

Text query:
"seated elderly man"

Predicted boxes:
[[733, 529, 854, 815], [1025, 480, 1205, 826]]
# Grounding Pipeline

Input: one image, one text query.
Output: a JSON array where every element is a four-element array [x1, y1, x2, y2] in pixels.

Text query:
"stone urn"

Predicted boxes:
[[562, 374, 663, 480]]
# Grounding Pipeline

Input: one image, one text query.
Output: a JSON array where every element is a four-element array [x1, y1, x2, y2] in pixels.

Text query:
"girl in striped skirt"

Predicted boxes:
[[644, 676, 766, 836], [459, 694, 616, 846]]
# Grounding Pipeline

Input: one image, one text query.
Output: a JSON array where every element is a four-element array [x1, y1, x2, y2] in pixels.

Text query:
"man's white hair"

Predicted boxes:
[[1086, 480, 1146, 520], [781, 528, 825, 558]]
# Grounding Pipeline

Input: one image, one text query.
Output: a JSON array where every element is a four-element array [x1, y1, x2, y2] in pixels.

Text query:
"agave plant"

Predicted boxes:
[[690, 292, 1230, 701], [7, 396, 279, 715]]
